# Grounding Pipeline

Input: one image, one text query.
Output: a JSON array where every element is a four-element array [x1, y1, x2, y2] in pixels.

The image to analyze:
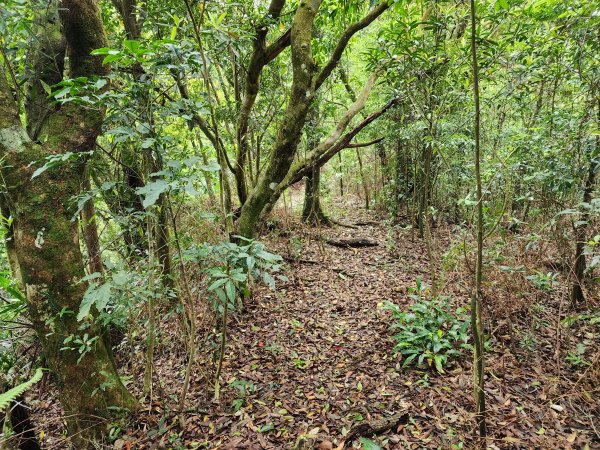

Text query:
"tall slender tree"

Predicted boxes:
[[469, 0, 487, 443]]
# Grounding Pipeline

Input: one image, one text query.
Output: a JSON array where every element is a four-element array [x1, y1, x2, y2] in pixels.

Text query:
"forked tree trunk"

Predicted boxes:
[[302, 167, 331, 226], [235, 1, 389, 238]]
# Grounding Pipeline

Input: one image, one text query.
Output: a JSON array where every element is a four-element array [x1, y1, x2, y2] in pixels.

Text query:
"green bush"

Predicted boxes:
[[185, 237, 286, 314], [382, 277, 469, 373]]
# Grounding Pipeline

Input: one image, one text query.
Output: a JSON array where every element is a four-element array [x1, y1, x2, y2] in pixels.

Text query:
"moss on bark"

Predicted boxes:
[[301, 167, 331, 226], [0, 0, 138, 443], [237, 0, 318, 237]]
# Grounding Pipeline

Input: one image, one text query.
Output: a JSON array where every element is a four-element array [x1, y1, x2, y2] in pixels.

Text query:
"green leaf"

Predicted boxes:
[[40, 79, 52, 95], [136, 179, 170, 208], [402, 353, 418, 367], [123, 39, 141, 54], [0, 368, 44, 412], [360, 437, 382, 450], [259, 423, 274, 433], [199, 161, 222, 172], [141, 138, 155, 149], [434, 355, 445, 373], [78, 282, 112, 321], [94, 78, 107, 89], [225, 280, 236, 302], [52, 87, 71, 99]]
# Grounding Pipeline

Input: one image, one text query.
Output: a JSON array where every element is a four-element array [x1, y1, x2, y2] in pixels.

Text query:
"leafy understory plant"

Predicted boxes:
[[382, 277, 469, 373], [0, 368, 43, 412], [185, 238, 285, 400], [186, 237, 286, 314], [525, 270, 558, 292]]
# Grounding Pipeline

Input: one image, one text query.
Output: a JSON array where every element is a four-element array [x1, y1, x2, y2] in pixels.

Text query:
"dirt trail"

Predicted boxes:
[[30, 200, 600, 449], [205, 204, 475, 449], [192, 202, 598, 450]]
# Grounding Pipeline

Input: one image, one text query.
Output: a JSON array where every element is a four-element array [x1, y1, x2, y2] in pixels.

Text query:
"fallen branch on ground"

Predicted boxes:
[[342, 412, 409, 448], [354, 220, 379, 226], [330, 219, 358, 229], [325, 238, 378, 248]]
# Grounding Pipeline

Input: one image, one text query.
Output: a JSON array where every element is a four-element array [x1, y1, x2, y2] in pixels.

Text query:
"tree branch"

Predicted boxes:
[[282, 96, 399, 188], [172, 73, 235, 173], [314, 1, 389, 91], [234, 0, 291, 203], [344, 137, 384, 148]]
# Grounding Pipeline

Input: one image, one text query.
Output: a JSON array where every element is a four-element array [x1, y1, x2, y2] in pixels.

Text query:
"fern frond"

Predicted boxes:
[[0, 368, 44, 412]]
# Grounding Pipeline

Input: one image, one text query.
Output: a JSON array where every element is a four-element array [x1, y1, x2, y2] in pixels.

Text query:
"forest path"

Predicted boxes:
[[129, 199, 593, 449], [207, 201, 475, 449]]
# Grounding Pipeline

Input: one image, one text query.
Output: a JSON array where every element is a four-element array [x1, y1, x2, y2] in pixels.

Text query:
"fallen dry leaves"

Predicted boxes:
[[26, 197, 599, 449]]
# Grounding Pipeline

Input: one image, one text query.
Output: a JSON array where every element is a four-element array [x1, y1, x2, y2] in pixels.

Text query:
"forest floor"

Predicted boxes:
[[29, 196, 599, 449]]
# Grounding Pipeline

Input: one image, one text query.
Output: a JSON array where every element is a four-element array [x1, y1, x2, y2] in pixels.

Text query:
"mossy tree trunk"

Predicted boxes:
[[235, 1, 390, 238], [302, 167, 330, 226], [237, 0, 321, 238], [234, 0, 288, 206], [0, 0, 137, 444]]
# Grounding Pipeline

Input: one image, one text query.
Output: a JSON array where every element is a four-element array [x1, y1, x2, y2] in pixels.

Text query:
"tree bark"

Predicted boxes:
[[81, 176, 105, 276], [469, 0, 487, 442], [237, 0, 321, 237], [301, 166, 330, 226], [0, 0, 137, 444], [236, 2, 389, 237], [234, 0, 289, 205], [355, 148, 370, 210], [571, 121, 598, 305]]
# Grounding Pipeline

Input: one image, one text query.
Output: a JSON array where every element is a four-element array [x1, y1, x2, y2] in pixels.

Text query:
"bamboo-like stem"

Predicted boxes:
[[214, 275, 229, 401], [143, 215, 156, 400], [470, 0, 487, 443]]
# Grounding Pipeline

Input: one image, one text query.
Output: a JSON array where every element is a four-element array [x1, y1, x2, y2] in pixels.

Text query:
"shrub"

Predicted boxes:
[[185, 237, 286, 314], [382, 277, 469, 373]]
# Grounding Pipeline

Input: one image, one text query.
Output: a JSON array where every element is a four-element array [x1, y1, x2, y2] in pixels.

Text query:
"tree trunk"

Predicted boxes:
[[338, 153, 344, 196], [237, 0, 321, 238], [1, 75, 137, 445], [470, 0, 487, 441], [302, 167, 331, 226], [422, 143, 437, 294], [0, 0, 137, 443], [81, 177, 104, 275], [235, 1, 389, 238], [355, 148, 370, 210], [571, 131, 598, 305]]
